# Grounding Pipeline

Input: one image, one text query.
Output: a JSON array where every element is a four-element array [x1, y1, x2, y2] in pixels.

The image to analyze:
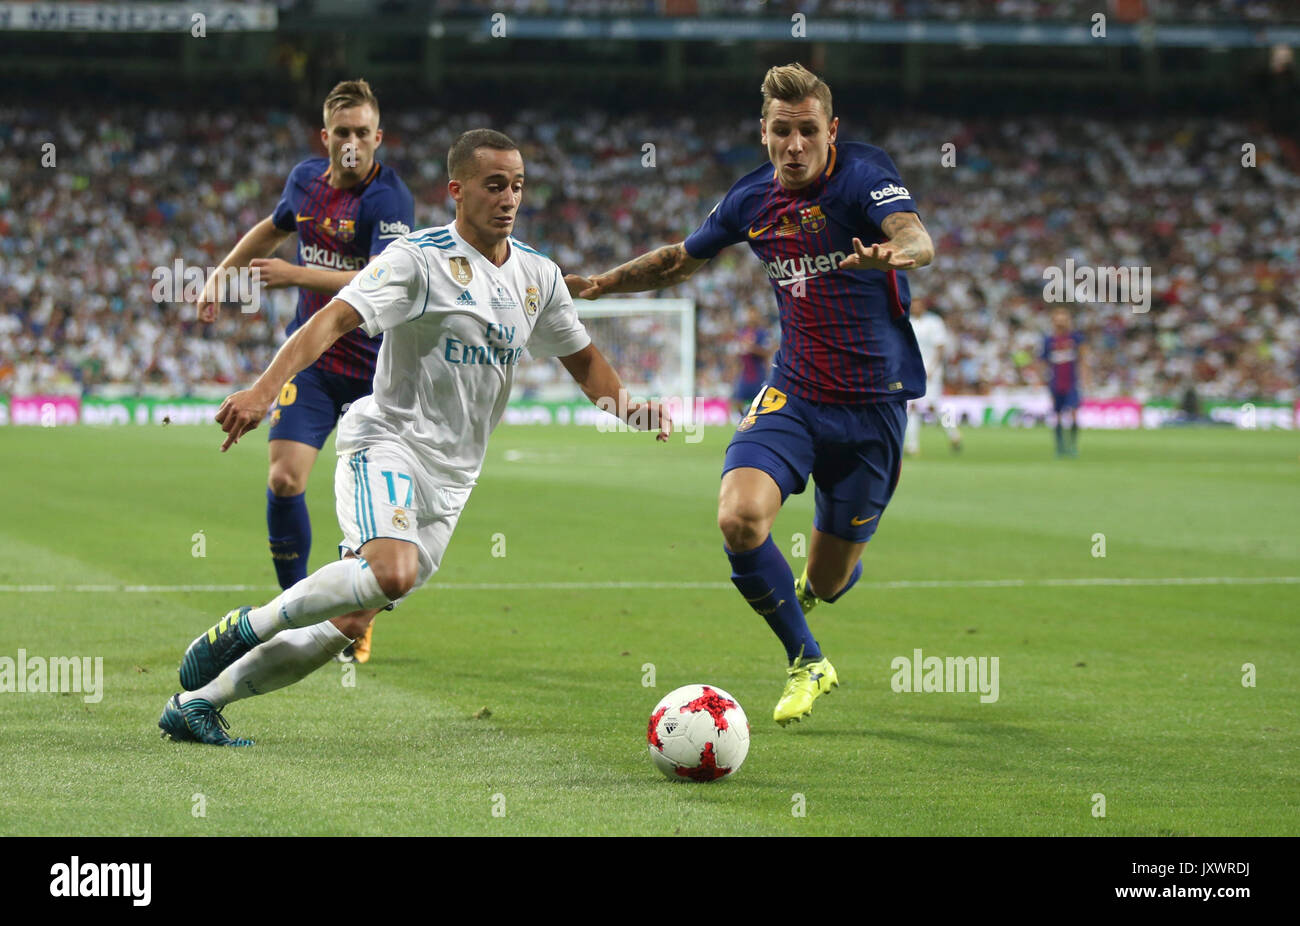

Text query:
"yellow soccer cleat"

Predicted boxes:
[[352, 623, 373, 664], [773, 654, 838, 726], [794, 567, 818, 616]]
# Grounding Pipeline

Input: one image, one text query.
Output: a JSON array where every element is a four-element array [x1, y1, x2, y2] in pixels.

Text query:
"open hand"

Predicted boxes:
[[838, 237, 917, 272]]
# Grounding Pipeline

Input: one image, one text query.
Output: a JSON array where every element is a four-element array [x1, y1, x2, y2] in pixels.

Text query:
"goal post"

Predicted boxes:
[[513, 297, 696, 403]]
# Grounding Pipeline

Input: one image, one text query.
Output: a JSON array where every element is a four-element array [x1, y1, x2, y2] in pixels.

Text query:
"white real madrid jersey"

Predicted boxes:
[[333, 222, 591, 485], [910, 312, 950, 378]]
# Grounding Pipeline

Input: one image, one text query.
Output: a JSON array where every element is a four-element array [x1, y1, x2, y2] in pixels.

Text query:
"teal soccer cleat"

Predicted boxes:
[[158, 694, 254, 747], [179, 606, 259, 691]]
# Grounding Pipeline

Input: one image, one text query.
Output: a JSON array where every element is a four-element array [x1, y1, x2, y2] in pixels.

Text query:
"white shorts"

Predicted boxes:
[[334, 442, 473, 590]]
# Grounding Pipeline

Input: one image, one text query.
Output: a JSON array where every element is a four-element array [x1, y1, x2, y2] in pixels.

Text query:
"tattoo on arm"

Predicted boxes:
[[601, 243, 705, 293], [880, 212, 935, 268]]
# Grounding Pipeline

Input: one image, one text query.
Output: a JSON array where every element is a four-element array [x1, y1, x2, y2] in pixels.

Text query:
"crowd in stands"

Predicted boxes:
[[1, 102, 1297, 402]]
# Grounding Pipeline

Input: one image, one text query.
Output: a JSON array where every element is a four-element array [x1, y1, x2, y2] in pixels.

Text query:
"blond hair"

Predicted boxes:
[[760, 62, 833, 121], [322, 79, 380, 127]]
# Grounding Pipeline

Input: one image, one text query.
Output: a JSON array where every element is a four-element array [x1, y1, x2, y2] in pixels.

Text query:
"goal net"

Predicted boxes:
[[512, 297, 696, 404]]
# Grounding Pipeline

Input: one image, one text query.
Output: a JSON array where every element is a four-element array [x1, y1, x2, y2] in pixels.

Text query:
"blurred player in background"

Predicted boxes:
[[731, 305, 777, 419], [160, 130, 671, 747], [197, 79, 414, 663], [568, 63, 933, 726], [1041, 307, 1087, 457], [903, 298, 961, 456]]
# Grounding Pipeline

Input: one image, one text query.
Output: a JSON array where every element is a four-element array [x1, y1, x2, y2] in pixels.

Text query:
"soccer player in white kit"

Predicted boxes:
[[159, 130, 672, 747], [904, 299, 961, 456]]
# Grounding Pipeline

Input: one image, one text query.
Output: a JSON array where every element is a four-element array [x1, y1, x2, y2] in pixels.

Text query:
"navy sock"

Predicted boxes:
[[727, 535, 821, 663], [1054, 423, 1065, 453], [821, 560, 863, 604], [267, 489, 311, 590]]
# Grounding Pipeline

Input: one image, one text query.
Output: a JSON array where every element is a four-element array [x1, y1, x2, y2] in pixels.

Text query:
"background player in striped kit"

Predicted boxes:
[[1041, 306, 1088, 457], [904, 298, 962, 456], [566, 63, 935, 725], [196, 80, 414, 663], [731, 305, 778, 421]]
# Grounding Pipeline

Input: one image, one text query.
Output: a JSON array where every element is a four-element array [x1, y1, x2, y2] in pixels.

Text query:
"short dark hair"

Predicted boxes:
[[447, 129, 519, 180]]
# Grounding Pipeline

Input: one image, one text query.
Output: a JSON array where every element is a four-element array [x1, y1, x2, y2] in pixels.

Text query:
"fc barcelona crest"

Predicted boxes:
[[319, 217, 356, 243], [449, 256, 474, 286], [525, 285, 540, 316], [799, 205, 826, 234]]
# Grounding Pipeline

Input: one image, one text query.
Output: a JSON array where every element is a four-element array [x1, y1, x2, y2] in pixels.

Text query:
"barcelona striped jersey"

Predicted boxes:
[[1043, 331, 1084, 394], [272, 157, 415, 380], [685, 142, 926, 404]]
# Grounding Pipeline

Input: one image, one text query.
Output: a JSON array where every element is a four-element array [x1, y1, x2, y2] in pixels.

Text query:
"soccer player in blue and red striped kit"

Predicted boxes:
[[568, 63, 934, 725], [197, 80, 414, 663], [1042, 306, 1087, 457]]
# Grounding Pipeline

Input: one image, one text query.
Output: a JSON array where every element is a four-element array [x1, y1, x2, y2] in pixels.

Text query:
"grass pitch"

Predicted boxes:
[[0, 421, 1296, 835]]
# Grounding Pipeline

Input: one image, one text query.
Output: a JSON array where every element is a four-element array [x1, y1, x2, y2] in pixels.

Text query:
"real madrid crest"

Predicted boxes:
[[525, 285, 540, 316], [449, 256, 473, 287], [392, 509, 409, 530]]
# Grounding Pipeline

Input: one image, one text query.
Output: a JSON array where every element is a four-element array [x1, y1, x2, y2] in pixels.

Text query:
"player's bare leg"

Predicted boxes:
[[268, 438, 318, 497], [804, 528, 868, 606], [719, 468, 836, 724], [717, 466, 781, 554]]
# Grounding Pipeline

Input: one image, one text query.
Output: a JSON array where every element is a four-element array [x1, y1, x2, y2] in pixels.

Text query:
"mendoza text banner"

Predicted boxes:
[[0, 3, 276, 32]]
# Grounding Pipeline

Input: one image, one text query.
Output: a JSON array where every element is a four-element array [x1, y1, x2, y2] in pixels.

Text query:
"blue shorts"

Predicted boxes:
[[723, 385, 906, 543], [1051, 388, 1081, 413], [267, 364, 373, 449]]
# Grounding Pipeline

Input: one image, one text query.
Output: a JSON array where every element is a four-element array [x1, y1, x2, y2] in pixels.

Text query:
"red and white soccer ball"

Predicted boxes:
[[646, 684, 750, 782]]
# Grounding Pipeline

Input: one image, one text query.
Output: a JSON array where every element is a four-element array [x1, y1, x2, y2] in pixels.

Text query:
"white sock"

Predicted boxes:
[[246, 558, 389, 642], [946, 424, 962, 442], [179, 622, 353, 709]]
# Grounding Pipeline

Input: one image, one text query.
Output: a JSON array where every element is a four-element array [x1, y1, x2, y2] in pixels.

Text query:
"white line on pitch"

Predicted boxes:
[[0, 577, 1296, 593]]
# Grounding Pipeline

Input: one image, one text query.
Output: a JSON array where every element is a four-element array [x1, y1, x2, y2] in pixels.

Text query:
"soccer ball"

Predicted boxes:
[[646, 684, 750, 782]]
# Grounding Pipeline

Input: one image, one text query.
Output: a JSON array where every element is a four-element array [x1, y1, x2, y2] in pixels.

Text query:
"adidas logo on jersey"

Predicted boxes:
[[456, 290, 477, 306], [869, 183, 911, 203]]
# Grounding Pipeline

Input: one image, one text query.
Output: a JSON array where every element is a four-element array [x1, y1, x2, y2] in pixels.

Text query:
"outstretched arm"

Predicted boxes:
[[559, 343, 672, 441], [840, 212, 935, 272], [565, 242, 708, 300], [198, 216, 292, 321], [248, 259, 363, 297], [214, 298, 362, 451]]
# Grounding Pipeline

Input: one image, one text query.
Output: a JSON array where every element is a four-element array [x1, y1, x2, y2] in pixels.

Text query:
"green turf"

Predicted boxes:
[[0, 421, 1297, 835]]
